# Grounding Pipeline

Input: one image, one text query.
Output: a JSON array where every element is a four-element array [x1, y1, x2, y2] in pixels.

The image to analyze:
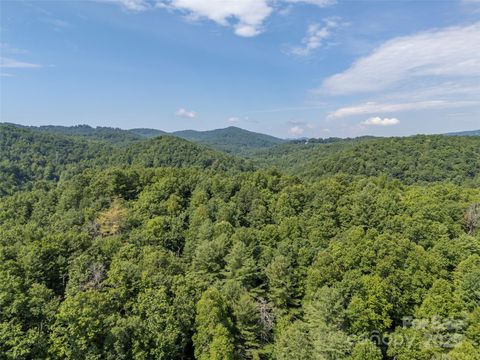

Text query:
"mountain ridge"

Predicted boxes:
[[1, 123, 286, 154], [445, 129, 480, 136]]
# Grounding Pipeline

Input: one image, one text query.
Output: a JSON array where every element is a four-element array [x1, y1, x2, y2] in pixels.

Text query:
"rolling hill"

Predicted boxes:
[[0, 124, 252, 196], [172, 126, 286, 154], [6, 123, 143, 144], [2, 122, 480, 359], [3, 123, 286, 154], [252, 135, 480, 184]]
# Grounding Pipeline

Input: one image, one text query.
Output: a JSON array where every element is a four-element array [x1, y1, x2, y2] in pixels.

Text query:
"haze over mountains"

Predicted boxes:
[[446, 129, 480, 137]]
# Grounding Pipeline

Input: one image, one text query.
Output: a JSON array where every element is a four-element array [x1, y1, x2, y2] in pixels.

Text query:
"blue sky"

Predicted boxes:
[[1, 0, 479, 138]]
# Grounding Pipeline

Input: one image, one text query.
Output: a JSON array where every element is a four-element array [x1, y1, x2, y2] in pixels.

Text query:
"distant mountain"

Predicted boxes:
[[129, 128, 167, 138], [0, 124, 252, 195], [7, 123, 143, 143], [3, 123, 285, 154], [445, 129, 480, 136], [172, 126, 286, 154]]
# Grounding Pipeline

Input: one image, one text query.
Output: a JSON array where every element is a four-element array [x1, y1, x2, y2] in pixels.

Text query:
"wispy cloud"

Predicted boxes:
[[44, 18, 72, 29], [287, 119, 307, 126], [0, 43, 28, 55], [246, 105, 326, 114], [320, 23, 480, 95], [328, 100, 479, 119], [285, 0, 336, 6], [0, 57, 42, 69], [97, 0, 151, 11], [361, 117, 400, 126], [288, 18, 342, 56], [175, 108, 197, 119]]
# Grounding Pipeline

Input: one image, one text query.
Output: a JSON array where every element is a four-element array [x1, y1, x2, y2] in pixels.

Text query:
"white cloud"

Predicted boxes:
[[321, 23, 480, 95], [95, 0, 337, 37], [361, 117, 400, 126], [157, 0, 272, 37], [98, 0, 151, 11], [328, 100, 478, 119], [228, 117, 240, 123], [384, 82, 480, 101], [289, 125, 304, 135], [289, 19, 340, 56], [175, 108, 197, 119], [0, 57, 42, 69]]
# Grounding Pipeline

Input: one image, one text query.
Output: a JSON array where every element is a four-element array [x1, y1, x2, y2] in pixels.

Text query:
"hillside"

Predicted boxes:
[[0, 124, 115, 195], [173, 126, 286, 154], [123, 135, 253, 171], [6, 123, 169, 142], [252, 135, 480, 184], [1, 149, 479, 359], [4, 123, 286, 154], [0, 124, 252, 196], [8, 123, 143, 144], [2, 123, 480, 359]]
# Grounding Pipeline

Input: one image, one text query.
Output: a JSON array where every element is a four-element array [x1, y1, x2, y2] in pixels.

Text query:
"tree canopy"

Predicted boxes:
[[1, 124, 479, 359]]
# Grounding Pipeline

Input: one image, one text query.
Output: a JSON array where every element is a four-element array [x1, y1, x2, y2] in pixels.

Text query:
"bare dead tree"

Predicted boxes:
[[82, 262, 106, 290], [465, 203, 480, 235], [257, 297, 274, 342]]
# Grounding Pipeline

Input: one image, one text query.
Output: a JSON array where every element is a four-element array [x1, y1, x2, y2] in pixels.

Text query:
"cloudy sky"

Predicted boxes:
[[1, 0, 479, 138]]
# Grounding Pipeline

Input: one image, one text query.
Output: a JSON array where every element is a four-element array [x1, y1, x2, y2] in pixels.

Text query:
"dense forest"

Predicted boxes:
[[253, 136, 480, 185], [1, 123, 480, 359], [6, 124, 285, 155]]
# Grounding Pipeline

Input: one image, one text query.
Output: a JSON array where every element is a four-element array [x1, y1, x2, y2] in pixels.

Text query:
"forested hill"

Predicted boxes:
[[1, 161, 480, 359], [172, 126, 286, 154], [0, 124, 252, 196], [1, 121, 480, 359], [252, 135, 480, 184], [123, 135, 253, 171], [4, 123, 286, 154], [7, 123, 144, 144]]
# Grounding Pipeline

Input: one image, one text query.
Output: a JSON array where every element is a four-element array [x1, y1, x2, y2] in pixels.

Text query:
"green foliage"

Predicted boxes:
[[253, 135, 480, 184], [274, 321, 313, 360], [349, 340, 382, 360], [1, 125, 480, 358], [193, 287, 235, 360]]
